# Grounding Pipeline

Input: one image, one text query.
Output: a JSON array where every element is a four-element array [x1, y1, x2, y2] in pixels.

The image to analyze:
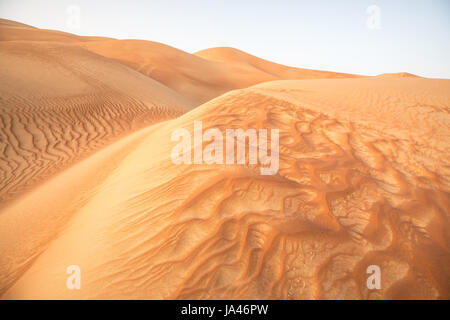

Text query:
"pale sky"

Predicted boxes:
[[1, 0, 449, 78]]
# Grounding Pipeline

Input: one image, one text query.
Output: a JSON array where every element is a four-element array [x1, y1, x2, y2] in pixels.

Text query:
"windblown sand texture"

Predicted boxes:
[[0, 19, 449, 299]]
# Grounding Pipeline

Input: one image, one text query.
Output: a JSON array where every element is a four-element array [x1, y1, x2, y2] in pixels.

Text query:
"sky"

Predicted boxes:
[[1, 0, 449, 78]]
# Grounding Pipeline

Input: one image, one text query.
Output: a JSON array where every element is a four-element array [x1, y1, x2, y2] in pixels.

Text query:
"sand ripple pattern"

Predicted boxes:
[[1, 79, 449, 299], [0, 93, 181, 206]]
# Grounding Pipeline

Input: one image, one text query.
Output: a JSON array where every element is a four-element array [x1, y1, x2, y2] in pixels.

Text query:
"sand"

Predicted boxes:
[[0, 19, 449, 299], [78, 42, 359, 105], [0, 22, 192, 206]]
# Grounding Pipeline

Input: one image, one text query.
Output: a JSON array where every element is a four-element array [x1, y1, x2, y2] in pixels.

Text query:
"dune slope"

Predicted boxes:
[[0, 40, 192, 206], [1, 77, 449, 299]]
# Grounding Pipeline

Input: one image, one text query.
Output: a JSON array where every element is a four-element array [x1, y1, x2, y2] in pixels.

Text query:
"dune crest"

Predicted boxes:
[[195, 47, 361, 79]]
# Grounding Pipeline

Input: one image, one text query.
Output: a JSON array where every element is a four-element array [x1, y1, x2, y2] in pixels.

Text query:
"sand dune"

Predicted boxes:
[[0, 39, 191, 206], [2, 77, 449, 299], [0, 18, 112, 42], [0, 19, 448, 300], [79, 42, 360, 104], [375, 72, 421, 78], [0, 19, 35, 28], [78, 39, 243, 104], [1, 18, 360, 106]]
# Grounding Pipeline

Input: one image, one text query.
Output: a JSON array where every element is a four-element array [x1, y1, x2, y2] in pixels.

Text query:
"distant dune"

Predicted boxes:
[[79, 42, 360, 105], [195, 47, 361, 79], [0, 19, 35, 28], [375, 72, 421, 78], [0, 19, 449, 300], [0, 19, 112, 42], [0, 27, 191, 206]]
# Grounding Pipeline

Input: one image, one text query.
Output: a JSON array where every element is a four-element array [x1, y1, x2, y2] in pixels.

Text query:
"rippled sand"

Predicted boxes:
[[0, 19, 449, 299]]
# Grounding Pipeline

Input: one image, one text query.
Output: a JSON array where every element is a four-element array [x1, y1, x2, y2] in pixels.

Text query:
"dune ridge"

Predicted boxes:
[[0, 18, 112, 42], [194, 47, 361, 79]]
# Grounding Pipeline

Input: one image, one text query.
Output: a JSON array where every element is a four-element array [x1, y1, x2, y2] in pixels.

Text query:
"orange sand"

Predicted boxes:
[[0, 19, 449, 299]]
